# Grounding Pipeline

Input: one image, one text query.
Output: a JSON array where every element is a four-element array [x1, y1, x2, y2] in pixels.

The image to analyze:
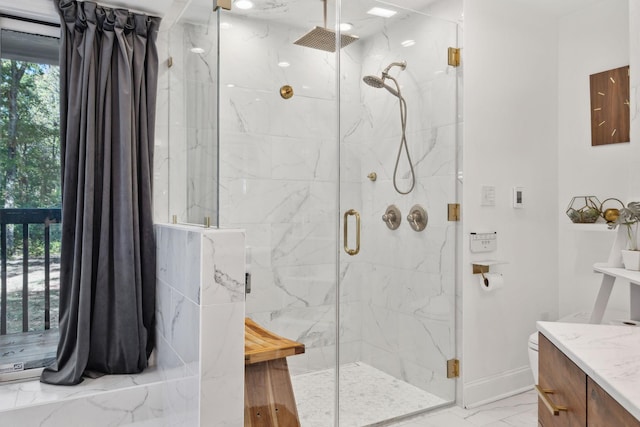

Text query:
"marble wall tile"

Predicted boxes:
[[201, 230, 246, 305], [154, 225, 245, 425], [219, 89, 336, 139], [156, 278, 172, 342], [220, 179, 335, 225], [170, 291, 200, 375], [200, 302, 244, 426], [154, 333, 189, 382], [270, 222, 336, 267], [161, 376, 200, 427], [156, 226, 202, 303]]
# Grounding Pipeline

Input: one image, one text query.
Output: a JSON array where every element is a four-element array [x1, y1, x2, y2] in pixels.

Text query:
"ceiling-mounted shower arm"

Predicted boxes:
[[322, 0, 327, 29]]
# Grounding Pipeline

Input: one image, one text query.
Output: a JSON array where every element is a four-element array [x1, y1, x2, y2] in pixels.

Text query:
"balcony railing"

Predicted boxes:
[[0, 208, 61, 335]]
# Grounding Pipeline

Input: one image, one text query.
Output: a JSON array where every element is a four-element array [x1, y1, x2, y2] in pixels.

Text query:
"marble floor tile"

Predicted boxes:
[[388, 390, 537, 427]]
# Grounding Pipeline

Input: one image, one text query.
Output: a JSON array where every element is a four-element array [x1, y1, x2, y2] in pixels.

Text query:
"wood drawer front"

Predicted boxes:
[[538, 333, 587, 426], [588, 377, 640, 427]]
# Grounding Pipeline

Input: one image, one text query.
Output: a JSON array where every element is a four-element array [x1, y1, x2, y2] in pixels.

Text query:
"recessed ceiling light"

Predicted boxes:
[[235, 0, 254, 10], [226, 84, 235, 88], [367, 7, 397, 18], [219, 22, 232, 29], [278, 61, 290, 68], [190, 47, 205, 54], [401, 39, 415, 47], [340, 23, 353, 31]]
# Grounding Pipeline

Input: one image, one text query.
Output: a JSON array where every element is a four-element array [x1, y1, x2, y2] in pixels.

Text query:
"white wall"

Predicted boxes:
[[463, 0, 635, 408], [557, 0, 632, 319], [462, 0, 559, 406]]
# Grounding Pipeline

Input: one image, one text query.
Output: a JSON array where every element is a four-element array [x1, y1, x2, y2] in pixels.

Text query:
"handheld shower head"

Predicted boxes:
[[362, 75, 400, 97], [362, 60, 415, 195], [363, 60, 407, 97], [362, 75, 385, 88]]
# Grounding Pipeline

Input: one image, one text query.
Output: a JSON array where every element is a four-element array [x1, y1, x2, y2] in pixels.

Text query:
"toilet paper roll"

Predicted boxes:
[[480, 273, 504, 292]]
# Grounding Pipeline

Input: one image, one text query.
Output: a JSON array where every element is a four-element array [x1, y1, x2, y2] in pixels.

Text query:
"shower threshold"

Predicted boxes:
[[291, 361, 449, 427]]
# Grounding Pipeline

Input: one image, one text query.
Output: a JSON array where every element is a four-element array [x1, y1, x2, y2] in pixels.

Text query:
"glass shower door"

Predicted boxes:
[[215, 1, 340, 426], [337, 2, 459, 424]]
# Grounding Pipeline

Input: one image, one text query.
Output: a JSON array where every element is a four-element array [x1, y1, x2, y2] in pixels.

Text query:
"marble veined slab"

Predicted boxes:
[[537, 321, 640, 421], [0, 366, 182, 413]]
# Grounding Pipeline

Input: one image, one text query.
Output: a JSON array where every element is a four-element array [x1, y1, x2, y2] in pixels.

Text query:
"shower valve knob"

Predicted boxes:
[[407, 205, 428, 232], [382, 205, 401, 230]]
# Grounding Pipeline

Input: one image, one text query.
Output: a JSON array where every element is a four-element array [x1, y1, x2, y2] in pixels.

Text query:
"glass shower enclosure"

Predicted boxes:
[[169, 0, 460, 424]]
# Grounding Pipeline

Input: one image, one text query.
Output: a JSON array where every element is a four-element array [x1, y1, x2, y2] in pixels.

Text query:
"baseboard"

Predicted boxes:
[[463, 365, 534, 408]]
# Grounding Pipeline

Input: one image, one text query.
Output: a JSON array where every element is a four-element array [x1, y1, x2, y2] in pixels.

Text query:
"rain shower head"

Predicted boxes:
[[362, 75, 399, 97], [294, 27, 359, 53], [293, 0, 359, 52]]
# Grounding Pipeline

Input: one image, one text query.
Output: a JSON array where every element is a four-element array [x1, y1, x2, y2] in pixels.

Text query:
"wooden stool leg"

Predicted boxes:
[[245, 358, 300, 427]]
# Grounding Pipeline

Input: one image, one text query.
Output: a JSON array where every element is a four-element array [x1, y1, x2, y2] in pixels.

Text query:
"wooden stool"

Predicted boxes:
[[244, 318, 305, 427]]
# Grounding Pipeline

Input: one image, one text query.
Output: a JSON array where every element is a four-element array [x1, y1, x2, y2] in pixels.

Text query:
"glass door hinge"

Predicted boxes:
[[214, 0, 231, 11], [448, 203, 460, 221], [447, 359, 460, 378], [448, 47, 461, 67]]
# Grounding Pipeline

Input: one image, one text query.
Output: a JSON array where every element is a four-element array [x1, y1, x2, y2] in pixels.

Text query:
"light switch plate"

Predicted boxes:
[[481, 186, 496, 206]]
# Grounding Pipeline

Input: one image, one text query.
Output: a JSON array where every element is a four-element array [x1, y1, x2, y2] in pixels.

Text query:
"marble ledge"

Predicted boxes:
[[0, 365, 189, 413], [537, 321, 640, 421]]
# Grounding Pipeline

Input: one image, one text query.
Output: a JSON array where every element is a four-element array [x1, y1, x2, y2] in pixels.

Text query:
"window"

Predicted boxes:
[[0, 17, 60, 381]]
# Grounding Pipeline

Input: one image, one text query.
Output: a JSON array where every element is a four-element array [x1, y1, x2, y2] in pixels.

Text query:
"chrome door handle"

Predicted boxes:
[[344, 209, 361, 256]]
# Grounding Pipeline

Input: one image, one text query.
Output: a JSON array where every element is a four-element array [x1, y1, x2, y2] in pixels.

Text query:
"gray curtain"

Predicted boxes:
[[41, 0, 160, 385]]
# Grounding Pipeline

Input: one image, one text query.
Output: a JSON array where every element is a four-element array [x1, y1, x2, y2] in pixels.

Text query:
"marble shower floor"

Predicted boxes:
[[291, 362, 449, 427]]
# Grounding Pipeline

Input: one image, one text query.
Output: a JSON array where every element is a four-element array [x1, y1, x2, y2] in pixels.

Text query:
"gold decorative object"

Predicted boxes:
[[600, 198, 624, 223], [566, 196, 601, 223], [280, 85, 294, 99], [367, 172, 377, 181]]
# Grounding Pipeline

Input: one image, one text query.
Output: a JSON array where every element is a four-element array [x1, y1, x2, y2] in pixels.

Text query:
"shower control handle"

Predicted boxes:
[[407, 205, 428, 232], [382, 205, 401, 230]]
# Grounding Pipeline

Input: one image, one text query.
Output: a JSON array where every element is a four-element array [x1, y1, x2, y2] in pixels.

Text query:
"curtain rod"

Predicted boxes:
[[0, 13, 61, 28]]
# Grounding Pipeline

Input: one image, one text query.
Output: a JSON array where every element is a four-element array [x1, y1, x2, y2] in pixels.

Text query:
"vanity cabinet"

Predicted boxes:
[[538, 333, 586, 426], [538, 333, 640, 427], [588, 377, 640, 427]]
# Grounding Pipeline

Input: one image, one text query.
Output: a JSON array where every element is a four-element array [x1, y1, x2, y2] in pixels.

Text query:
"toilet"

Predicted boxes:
[[527, 312, 592, 384], [527, 332, 540, 384]]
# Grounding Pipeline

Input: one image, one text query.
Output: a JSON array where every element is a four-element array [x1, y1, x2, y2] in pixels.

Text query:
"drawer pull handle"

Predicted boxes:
[[535, 385, 568, 416]]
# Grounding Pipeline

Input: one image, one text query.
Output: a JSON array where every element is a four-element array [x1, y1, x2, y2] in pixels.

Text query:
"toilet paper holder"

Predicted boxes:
[[472, 261, 507, 288], [473, 265, 491, 287], [472, 261, 508, 283]]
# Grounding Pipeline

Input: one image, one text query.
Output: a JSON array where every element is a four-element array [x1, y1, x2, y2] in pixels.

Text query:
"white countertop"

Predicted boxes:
[[537, 321, 640, 421]]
